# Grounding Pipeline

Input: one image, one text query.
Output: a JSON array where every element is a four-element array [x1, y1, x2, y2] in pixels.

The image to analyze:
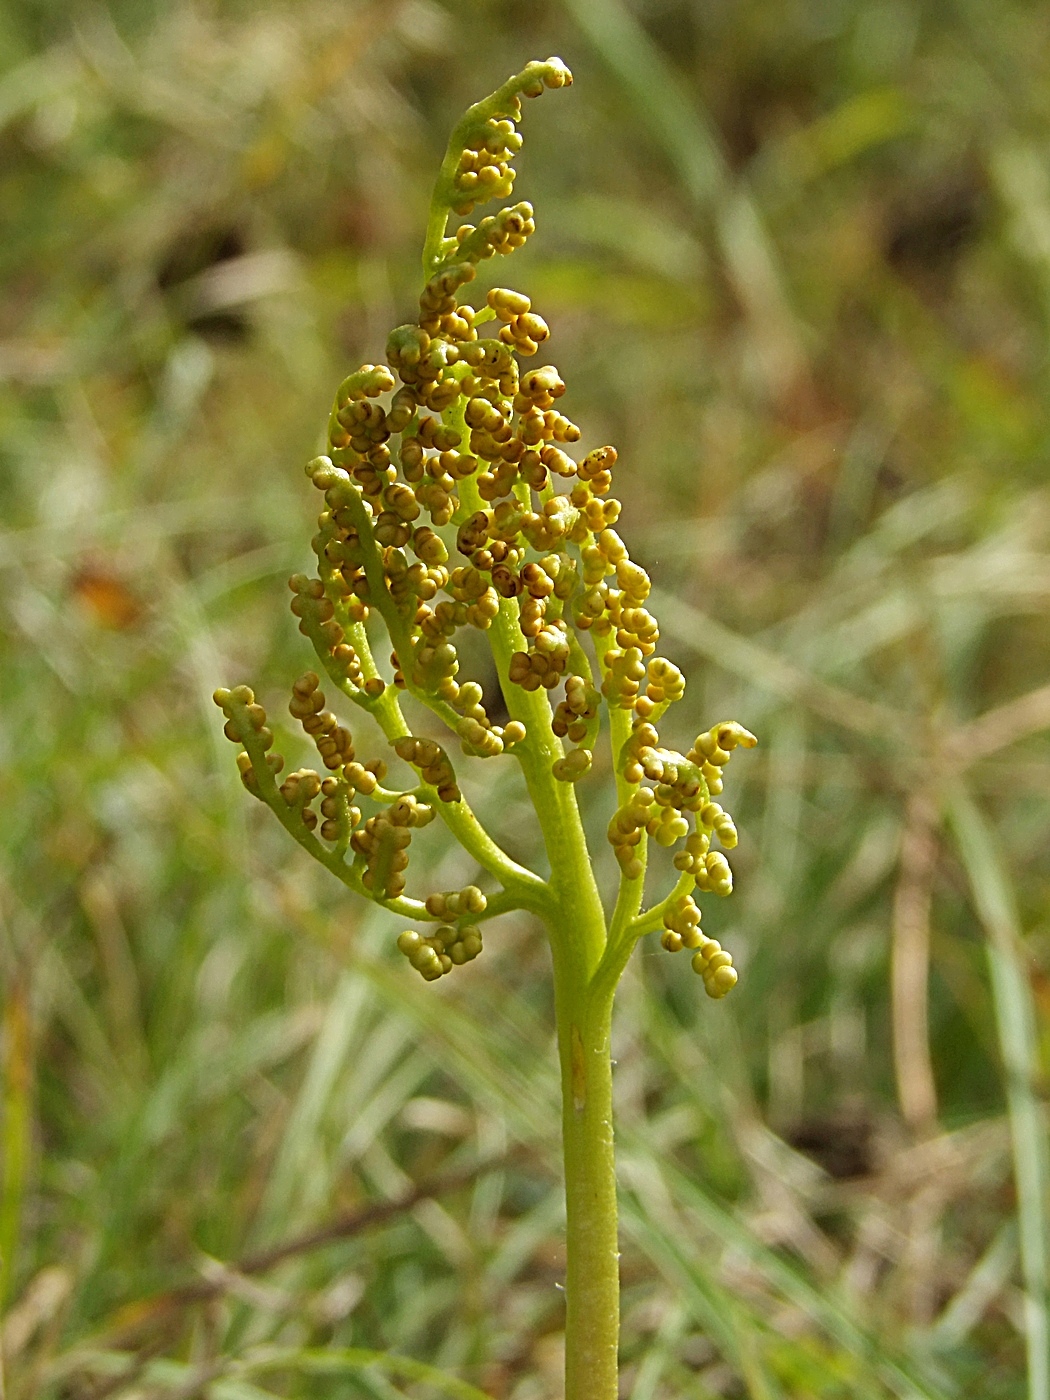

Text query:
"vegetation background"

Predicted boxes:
[[3, 0, 1050, 1395]]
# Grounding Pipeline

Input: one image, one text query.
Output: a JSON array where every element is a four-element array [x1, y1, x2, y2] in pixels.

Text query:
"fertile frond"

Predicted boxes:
[[214, 56, 755, 999]]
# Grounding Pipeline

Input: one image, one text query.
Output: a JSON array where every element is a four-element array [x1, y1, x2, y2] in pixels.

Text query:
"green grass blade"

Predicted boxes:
[[621, 1151, 958, 1400], [564, 0, 807, 395], [946, 781, 1050, 1400]]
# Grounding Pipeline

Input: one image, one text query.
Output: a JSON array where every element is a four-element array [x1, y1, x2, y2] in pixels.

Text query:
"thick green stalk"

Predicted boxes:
[[483, 614, 621, 1396], [452, 408, 620, 1398], [491, 610, 619, 1397], [555, 961, 619, 1400]]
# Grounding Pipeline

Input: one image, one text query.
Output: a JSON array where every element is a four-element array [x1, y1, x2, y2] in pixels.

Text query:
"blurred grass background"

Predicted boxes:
[[3, 0, 1050, 1395]]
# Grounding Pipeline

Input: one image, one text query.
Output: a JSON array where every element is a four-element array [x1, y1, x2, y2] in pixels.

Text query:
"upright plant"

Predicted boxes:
[[214, 58, 755, 1400]]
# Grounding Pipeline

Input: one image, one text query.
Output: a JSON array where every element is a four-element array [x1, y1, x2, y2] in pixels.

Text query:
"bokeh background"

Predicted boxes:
[[3, 1, 1050, 1395]]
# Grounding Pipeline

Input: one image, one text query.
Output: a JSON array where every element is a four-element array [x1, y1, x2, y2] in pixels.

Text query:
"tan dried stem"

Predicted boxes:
[[891, 789, 940, 1136]]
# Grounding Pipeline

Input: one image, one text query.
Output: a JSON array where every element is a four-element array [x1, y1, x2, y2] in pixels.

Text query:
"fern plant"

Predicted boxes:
[[214, 58, 755, 1400]]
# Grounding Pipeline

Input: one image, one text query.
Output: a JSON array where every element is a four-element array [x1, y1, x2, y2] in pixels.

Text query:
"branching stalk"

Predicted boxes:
[[213, 59, 756, 1400]]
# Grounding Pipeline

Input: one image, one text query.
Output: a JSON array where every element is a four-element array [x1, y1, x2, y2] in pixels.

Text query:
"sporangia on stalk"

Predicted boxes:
[[214, 57, 755, 1400]]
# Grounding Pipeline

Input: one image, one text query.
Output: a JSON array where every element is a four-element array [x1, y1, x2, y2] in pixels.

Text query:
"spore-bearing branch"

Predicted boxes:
[[214, 58, 755, 995]]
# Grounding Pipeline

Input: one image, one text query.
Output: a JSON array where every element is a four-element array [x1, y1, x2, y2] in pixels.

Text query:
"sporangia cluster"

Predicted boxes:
[[214, 58, 755, 995]]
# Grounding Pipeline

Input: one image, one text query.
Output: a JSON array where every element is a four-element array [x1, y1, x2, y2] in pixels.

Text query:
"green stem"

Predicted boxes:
[[368, 688, 549, 909], [554, 963, 619, 1400], [450, 437, 619, 1396], [631, 869, 694, 937], [483, 583, 619, 1397]]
